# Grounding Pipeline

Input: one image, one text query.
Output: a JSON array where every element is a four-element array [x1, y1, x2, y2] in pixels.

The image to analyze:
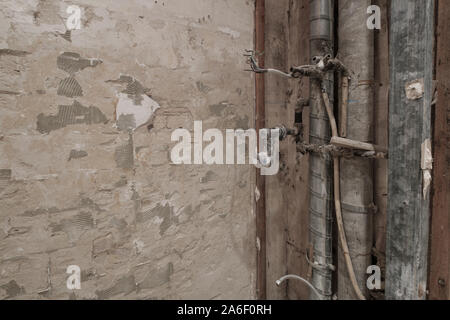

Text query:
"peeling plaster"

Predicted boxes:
[[108, 76, 160, 131], [107, 75, 151, 105], [115, 93, 160, 131], [57, 52, 102, 75], [0, 280, 25, 299], [36, 101, 108, 134], [0, 49, 30, 57], [68, 149, 88, 161], [49, 211, 95, 234], [57, 30, 72, 42], [0, 0, 255, 300], [114, 134, 134, 169], [57, 77, 83, 98]]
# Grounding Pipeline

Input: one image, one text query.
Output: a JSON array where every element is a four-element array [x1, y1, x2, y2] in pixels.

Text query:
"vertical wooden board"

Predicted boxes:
[[255, 0, 266, 300], [373, 0, 389, 286], [264, 0, 289, 300], [386, 0, 434, 300], [285, 0, 312, 300], [429, 0, 450, 300]]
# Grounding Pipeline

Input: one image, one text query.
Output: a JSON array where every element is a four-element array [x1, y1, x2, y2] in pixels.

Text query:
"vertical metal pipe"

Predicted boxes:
[[309, 0, 334, 300], [337, 0, 374, 300], [255, 0, 267, 300]]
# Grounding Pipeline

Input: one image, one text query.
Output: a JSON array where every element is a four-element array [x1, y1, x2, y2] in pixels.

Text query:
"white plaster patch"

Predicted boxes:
[[115, 93, 160, 131], [405, 78, 424, 100]]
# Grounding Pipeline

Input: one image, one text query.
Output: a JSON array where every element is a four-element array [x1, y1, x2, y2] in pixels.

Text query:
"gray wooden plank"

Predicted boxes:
[[386, 0, 435, 300]]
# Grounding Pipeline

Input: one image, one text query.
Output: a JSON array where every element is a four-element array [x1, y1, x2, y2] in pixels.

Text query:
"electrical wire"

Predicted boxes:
[[321, 88, 367, 301]]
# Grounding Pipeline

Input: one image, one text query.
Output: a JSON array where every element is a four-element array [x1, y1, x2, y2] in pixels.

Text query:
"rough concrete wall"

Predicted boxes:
[[0, 0, 255, 300]]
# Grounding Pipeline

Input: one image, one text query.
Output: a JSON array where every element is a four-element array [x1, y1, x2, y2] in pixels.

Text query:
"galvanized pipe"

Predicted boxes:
[[309, 0, 334, 300], [337, 0, 374, 300]]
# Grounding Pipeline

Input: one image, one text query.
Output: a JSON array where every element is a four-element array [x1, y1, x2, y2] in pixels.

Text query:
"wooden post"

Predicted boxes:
[[255, 0, 267, 300], [264, 0, 289, 300], [386, 0, 435, 300], [373, 0, 389, 294], [286, 0, 312, 300], [429, 0, 450, 300]]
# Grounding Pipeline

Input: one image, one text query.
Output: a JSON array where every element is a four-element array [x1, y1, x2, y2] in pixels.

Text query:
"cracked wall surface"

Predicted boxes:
[[0, 0, 255, 299]]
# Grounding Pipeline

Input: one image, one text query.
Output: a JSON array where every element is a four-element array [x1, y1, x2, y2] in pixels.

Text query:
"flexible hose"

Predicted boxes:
[[276, 275, 324, 300]]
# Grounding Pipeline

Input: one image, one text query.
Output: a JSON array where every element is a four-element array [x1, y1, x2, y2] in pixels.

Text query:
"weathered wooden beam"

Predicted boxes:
[[330, 137, 387, 154], [386, 0, 435, 300], [429, 0, 450, 300], [286, 0, 312, 301], [373, 0, 389, 297], [255, 0, 267, 300], [264, 0, 289, 300]]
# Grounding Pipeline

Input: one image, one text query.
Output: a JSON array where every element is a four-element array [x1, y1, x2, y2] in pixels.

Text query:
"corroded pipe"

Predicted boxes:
[[308, 0, 334, 300]]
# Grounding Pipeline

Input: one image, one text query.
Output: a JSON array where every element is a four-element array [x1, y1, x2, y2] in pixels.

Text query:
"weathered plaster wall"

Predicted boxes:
[[0, 0, 255, 299]]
